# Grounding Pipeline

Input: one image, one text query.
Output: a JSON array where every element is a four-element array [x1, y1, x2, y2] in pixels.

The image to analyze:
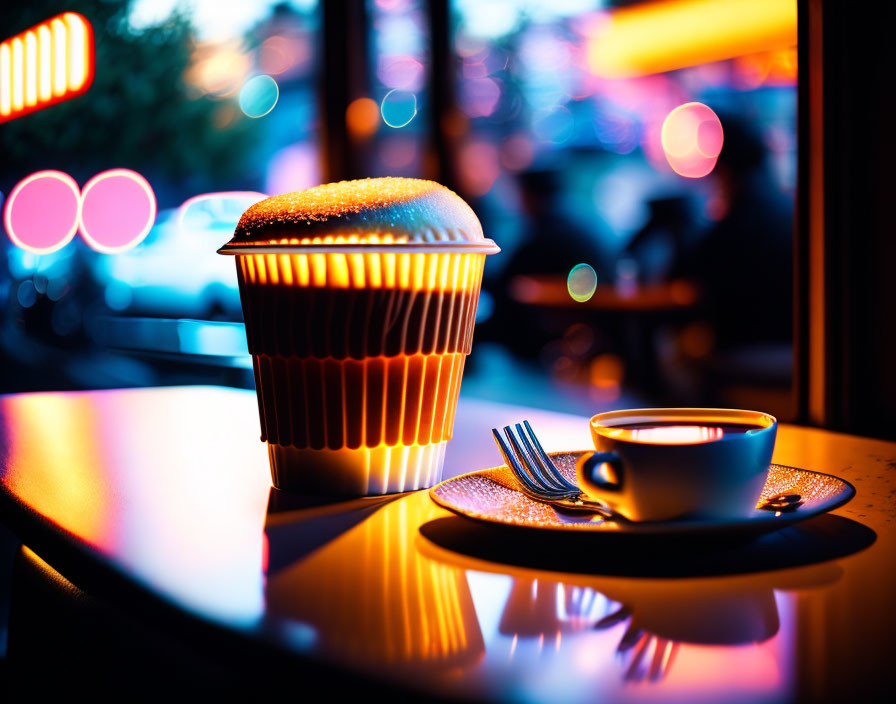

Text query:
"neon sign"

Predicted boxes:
[[0, 12, 94, 123], [4, 169, 156, 255], [3, 170, 81, 254], [78, 169, 157, 254]]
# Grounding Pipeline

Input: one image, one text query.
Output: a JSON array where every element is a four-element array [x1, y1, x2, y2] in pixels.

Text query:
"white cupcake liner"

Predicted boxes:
[[268, 441, 449, 495]]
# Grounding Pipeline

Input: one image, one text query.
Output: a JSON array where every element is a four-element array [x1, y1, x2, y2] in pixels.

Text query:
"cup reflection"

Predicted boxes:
[[491, 564, 840, 685], [264, 491, 485, 672]]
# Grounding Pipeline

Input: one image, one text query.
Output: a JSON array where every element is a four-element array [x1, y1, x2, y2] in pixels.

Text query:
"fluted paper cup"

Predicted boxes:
[[220, 178, 498, 495], [232, 245, 490, 494]]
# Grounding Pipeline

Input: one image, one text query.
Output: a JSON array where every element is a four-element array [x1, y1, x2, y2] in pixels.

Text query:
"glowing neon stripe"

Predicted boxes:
[[38, 25, 51, 101], [586, 0, 796, 78], [24, 31, 37, 106], [11, 38, 23, 111], [0, 43, 10, 115], [0, 12, 94, 123]]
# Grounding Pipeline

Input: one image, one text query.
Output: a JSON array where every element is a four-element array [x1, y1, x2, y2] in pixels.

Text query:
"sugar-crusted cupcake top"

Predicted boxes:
[[223, 178, 491, 248]]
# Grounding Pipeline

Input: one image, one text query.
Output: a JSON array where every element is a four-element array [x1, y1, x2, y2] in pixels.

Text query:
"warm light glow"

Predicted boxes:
[[0, 387, 268, 625], [608, 425, 725, 444], [733, 48, 798, 88], [11, 37, 23, 110], [237, 246, 485, 493], [346, 97, 380, 139], [265, 490, 484, 667], [65, 12, 88, 91], [238, 250, 484, 292], [661, 102, 724, 178], [586, 0, 796, 78], [0, 12, 94, 122], [78, 169, 157, 254], [0, 43, 10, 116], [253, 352, 467, 450], [38, 25, 51, 101], [590, 354, 624, 389], [3, 170, 81, 254], [0, 394, 111, 546], [52, 18, 66, 95], [24, 31, 37, 106]]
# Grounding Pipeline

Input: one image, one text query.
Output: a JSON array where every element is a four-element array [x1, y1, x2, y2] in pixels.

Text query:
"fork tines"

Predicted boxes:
[[492, 421, 579, 498]]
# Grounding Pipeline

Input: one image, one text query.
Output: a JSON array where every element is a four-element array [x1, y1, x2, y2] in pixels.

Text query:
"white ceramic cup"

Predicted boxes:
[[575, 408, 777, 522]]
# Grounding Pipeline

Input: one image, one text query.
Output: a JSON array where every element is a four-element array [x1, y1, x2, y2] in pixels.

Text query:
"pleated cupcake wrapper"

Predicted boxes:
[[268, 442, 448, 495], [236, 252, 484, 358], [235, 250, 485, 493], [252, 352, 467, 450]]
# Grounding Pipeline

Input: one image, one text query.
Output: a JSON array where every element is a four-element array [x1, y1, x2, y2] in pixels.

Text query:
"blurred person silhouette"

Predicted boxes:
[[624, 196, 697, 283], [489, 169, 610, 358], [676, 113, 793, 348]]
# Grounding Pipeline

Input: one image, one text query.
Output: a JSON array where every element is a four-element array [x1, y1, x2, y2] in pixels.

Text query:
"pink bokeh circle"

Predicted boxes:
[[661, 102, 724, 179], [78, 169, 156, 253], [3, 171, 81, 254]]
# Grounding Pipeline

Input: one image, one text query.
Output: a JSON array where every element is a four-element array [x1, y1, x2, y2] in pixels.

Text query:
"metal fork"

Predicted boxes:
[[491, 421, 620, 521]]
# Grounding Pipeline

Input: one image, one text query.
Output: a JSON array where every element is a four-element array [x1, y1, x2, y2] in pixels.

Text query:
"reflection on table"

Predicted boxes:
[[265, 484, 849, 702], [0, 387, 891, 702]]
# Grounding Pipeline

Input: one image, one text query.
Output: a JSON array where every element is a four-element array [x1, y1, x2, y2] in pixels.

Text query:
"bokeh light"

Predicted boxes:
[[188, 42, 251, 96], [346, 97, 380, 139], [458, 141, 500, 196], [377, 55, 424, 90], [265, 143, 320, 197], [178, 191, 267, 237], [238, 74, 279, 118], [499, 133, 535, 172], [532, 106, 576, 145], [661, 102, 724, 178], [259, 36, 297, 75], [567, 263, 598, 302], [460, 77, 502, 118], [3, 170, 80, 254], [380, 89, 417, 128], [379, 136, 418, 170], [78, 169, 156, 254]]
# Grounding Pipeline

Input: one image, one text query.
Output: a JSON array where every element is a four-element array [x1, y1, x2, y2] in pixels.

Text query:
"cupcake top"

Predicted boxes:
[[219, 177, 498, 253]]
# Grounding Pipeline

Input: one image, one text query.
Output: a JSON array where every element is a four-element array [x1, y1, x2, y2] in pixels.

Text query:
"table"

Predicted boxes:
[[507, 276, 702, 395], [1, 386, 894, 701]]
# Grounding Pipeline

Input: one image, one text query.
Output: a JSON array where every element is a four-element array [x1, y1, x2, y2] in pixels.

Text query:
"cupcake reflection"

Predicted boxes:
[[264, 491, 484, 672]]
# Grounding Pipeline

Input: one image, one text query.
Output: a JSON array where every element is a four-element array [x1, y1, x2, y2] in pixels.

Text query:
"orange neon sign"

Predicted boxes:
[[0, 12, 94, 123], [586, 0, 796, 78]]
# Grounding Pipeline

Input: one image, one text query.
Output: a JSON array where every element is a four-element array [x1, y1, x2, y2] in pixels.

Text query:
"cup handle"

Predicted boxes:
[[577, 451, 625, 492]]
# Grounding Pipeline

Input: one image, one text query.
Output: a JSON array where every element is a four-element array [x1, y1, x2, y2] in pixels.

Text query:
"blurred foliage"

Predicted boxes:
[[0, 0, 259, 205]]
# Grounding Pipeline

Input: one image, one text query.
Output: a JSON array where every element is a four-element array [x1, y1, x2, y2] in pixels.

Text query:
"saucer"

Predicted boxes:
[[430, 451, 855, 537]]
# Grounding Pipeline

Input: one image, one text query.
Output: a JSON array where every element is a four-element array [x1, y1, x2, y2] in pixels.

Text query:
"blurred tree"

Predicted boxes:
[[0, 0, 259, 206]]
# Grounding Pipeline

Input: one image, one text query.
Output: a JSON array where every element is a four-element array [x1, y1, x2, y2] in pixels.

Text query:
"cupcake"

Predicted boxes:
[[219, 178, 499, 494]]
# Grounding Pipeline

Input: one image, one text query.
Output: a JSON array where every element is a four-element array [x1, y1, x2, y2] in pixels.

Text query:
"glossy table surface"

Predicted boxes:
[[1, 386, 894, 702]]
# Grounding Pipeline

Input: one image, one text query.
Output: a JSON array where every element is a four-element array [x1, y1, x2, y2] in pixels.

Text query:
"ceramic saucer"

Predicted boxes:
[[430, 451, 855, 537]]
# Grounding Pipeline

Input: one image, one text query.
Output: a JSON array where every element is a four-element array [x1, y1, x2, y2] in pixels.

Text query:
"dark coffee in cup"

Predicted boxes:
[[577, 408, 777, 522]]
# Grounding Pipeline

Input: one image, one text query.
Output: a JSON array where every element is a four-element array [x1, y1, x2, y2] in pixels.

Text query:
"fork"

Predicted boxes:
[[491, 421, 621, 521]]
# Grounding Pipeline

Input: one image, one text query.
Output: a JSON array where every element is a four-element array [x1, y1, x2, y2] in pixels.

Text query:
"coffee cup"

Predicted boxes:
[[575, 408, 777, 522]]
